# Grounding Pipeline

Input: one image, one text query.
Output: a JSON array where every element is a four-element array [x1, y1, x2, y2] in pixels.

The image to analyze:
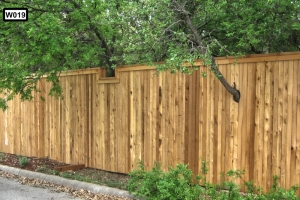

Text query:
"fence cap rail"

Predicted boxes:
[[114, 51, 300, 71], [38, 51, 300, 80], [214, 51, 300, 65], [59, 68, 100, 76], [98, 78, 120, 84]]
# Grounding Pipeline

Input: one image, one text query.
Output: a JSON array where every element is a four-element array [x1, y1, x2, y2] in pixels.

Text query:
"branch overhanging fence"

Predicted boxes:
[[0, 52, 300, 192]]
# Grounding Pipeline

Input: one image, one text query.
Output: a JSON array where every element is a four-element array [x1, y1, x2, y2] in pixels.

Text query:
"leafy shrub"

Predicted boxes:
[[264, 175, 300, 200], [128, 160, 300, 200], [127, 161, 203, 200]]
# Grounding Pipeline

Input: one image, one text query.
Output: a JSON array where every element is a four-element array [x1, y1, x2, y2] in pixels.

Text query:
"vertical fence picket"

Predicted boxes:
[[0, 53, 299, 193]]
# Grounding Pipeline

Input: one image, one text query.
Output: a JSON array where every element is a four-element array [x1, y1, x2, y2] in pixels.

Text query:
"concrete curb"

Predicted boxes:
[[0, 164, 134, 199]]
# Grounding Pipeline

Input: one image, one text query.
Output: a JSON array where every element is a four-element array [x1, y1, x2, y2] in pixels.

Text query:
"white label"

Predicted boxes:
[[3, 8, 28, 21]]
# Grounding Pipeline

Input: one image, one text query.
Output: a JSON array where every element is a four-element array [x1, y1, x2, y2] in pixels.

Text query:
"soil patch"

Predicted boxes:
[[0, 152, 69, 171], [0, 152, 129, 193]]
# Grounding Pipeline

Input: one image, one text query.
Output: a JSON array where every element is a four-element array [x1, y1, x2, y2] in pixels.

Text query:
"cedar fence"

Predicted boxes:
[[0, 52, 300, 192]]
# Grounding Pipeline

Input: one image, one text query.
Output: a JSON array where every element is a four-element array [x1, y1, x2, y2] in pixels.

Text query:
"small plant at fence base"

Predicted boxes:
[[127, 160, 300, 200], [0, 152, 5, 162], [18, 155, 29, 168]]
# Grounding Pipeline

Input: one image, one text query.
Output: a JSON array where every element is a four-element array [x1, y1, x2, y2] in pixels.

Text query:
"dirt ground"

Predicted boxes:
[[0, 152, 69, 171], [0, 152, 131, 200]]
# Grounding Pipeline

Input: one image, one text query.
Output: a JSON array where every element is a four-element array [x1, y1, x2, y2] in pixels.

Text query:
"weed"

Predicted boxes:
[[60, 172, 92, 183], [18, 155, 29, 168], [36, 165, 59, 175], [104, 180, 126, 189], [265, 175, 300, 200], [0, 152, 5, 162]]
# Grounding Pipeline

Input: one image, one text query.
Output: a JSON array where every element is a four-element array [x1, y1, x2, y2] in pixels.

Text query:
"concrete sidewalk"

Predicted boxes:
[[0, 176, 82, 200], [0, 165, 134, 199]]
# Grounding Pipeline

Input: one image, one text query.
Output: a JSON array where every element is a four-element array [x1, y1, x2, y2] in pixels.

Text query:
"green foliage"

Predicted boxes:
[[128, 160, 300, 200], [0, 0, 130, 109], [36, 165, 60, 175], [121, 0, 300, 75], [18, 155, 29, 168], [59, 172, 92, 182], [127, 161, 203, 200], [0, 0, 299, 109], [265, 175, 300, 200], [104, 180, 125, 189], [0, 152, 5, 162]]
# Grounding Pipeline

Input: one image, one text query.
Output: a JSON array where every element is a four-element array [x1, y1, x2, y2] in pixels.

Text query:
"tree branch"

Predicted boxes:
[[70, 0, 116, 69], [0, 0, 48, 12], [172, 0, 240, 102]]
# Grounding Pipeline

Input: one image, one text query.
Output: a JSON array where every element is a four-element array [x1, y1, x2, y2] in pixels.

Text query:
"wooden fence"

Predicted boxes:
[[0, 52, 300, 192]]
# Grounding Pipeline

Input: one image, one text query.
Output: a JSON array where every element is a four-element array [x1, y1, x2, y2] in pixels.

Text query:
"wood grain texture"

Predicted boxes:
[[0, 52, 300, 193]]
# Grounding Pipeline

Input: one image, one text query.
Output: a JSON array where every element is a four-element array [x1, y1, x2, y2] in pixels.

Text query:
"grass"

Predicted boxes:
[[1, 152, 128, 190], [36, 165, 60, 175], [36, 166, 129, 190]]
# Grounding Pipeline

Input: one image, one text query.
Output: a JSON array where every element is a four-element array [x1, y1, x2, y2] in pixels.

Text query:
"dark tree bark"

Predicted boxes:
[[210, 58, 240, 102], [172, 0, 240, 102]]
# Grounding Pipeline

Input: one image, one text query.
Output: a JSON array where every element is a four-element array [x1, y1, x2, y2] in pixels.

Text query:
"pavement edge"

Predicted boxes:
[[0, 164, 134, 199]]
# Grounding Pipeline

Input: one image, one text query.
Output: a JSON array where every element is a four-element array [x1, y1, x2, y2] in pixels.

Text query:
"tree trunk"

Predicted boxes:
[[172, 0, 241, 103], [211, 57, 240, 103]]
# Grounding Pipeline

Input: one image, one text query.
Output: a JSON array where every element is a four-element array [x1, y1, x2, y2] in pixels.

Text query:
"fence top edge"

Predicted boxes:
[[59, 68, 101, 76], [39, 51, 300, 78], [113, 51, 300, 71], [215, 51, 300, 65]]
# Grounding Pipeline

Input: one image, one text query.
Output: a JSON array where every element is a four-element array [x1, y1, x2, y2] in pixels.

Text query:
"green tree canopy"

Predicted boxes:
[[0, 0, 299, 109]]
